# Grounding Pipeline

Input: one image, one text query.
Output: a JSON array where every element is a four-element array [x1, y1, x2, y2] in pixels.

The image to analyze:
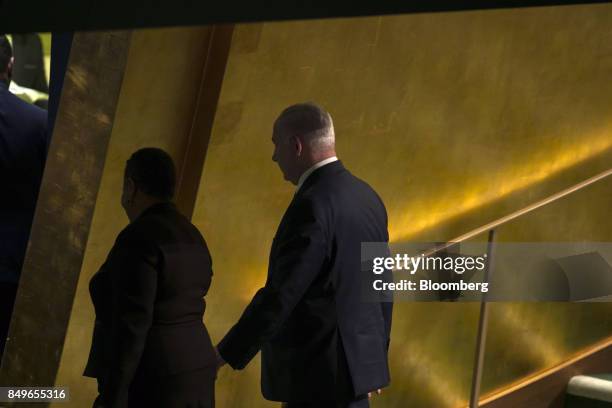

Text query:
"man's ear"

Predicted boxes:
[[293, 135, 303, 157]]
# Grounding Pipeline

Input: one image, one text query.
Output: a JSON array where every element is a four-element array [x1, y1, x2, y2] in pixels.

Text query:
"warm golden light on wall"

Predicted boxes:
[[389, 133, 612, 243], [239, 265, 268, 302], [497, 305, 565, 367], [396, 340, 466, 407]]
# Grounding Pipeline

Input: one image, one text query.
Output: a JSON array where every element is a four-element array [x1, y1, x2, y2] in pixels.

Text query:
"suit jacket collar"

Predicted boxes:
[[296, 156, 338, 190], [295, 160, 345, 197]]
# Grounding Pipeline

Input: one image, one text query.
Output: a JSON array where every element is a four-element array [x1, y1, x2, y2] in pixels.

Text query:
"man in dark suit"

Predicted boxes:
[[216, 102, 393, 407], [0, 34, 47, 362], [84, 148, 217, 407]]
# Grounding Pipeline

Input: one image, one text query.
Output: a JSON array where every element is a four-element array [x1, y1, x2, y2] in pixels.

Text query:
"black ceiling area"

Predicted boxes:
[[1, 0, 610, 33]]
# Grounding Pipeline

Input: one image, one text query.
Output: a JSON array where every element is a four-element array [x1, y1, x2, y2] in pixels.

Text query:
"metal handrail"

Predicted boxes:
[[423, 167, 612, 257], [451, 166, 612, 408]]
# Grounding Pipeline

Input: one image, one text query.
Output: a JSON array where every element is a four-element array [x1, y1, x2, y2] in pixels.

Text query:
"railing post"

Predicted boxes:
[[469, 229, 497, 408]]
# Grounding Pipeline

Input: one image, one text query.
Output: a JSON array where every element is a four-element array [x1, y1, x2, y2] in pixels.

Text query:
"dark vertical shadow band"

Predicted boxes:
[[175, 24, 235, 219], [47, 32, 74, 148]]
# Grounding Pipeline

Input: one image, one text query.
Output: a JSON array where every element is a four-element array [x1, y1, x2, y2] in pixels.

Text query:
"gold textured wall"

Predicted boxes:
[[50, 4, 612, 408], [52, 27, 211, 408], [192, 4, 612, 407]]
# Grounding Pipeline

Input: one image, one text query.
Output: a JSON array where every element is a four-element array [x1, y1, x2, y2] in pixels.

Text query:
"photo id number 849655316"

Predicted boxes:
[[0, 387, 69, 402]]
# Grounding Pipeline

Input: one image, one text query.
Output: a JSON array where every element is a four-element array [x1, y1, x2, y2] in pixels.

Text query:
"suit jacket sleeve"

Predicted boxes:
[[380, 201, 393, 350], [381, 265, 393, 350], [218, 198, 328, 369], [100, 232, 159, 407], [381, 237, 393, 350]]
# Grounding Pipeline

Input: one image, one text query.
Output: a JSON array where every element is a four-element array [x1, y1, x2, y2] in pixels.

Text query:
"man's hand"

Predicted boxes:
[[214, 346, 227, 371], [367, 389, 382, 398]]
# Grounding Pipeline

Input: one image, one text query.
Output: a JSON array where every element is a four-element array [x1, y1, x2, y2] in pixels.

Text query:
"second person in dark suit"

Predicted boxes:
[[0, 34, 48, 362], [84, 148, 217, 408]]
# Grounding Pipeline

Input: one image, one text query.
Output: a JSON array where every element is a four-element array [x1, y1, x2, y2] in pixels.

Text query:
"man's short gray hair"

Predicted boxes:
[[275, 102, 335, 151]]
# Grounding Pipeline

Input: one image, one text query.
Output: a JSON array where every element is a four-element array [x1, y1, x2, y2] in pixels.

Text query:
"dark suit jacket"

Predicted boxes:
[[218, 160, 393, 402], [84, 202, 217, 407], [0, 80, 47, 283]]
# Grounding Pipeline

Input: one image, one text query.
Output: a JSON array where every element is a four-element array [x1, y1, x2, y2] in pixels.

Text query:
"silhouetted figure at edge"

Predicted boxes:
[[84, 148, 216, 408], [0, 35, 47, 362]]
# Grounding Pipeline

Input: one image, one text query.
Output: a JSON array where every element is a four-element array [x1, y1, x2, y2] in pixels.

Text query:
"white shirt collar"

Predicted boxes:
[[296, 156, 338, 191]]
